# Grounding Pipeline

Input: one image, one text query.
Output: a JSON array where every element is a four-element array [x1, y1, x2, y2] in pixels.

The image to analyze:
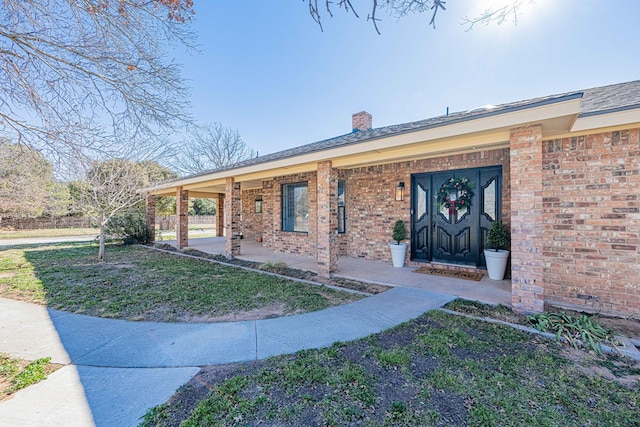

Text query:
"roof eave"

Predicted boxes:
[[141, 95, 583, 195], [571, 106, 640, 132]]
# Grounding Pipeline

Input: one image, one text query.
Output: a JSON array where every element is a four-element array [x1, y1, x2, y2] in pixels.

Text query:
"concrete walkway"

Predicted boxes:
[[0, 288, 454, 427], [0, 235, 506, 426]]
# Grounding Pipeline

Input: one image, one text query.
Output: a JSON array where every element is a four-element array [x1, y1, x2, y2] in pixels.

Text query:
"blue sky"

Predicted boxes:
[[173, 0, 640, 156]]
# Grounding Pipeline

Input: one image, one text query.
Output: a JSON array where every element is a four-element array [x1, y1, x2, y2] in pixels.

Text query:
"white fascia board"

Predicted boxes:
[[571, 108, 640, 132]]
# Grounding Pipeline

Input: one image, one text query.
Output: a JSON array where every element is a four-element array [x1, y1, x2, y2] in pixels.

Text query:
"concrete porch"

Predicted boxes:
[[161, 237, 512, 307]]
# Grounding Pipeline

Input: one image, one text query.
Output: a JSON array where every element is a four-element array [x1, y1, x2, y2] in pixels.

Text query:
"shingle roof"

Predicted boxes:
[[177, 80, 640, 181], [579, 80, 640, 117]]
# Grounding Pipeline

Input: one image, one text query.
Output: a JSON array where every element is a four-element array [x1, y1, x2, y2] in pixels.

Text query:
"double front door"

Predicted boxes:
[[411, 167, 502, 267]]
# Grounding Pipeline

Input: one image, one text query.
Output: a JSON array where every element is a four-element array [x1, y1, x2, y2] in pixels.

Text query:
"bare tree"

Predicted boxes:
[[71, 158, 143, 261], [305, 0, 532, 34], [461, 0, 535, 30], [69, 144, 175, 261], [0, 0, 194, 162], [174, 122, 255, 176]]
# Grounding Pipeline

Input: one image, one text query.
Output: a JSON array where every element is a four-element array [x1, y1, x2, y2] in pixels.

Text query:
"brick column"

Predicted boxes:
[[224, 178, 241, 257], [316, 160, 338, 276], [145, 194, 156, 243], [216, 194, 225, 237], [176, 186, 189, 249], [262, 180, 274, 248], [510, 125, 544, 313]]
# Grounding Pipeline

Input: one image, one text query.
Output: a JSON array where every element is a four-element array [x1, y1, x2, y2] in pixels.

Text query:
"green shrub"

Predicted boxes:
[[528, 311, 613, 355], [258, 261, 289, 274], [106, 209, 151, 244], [391, 220, 407, 244], [485, 221, 510, 250]]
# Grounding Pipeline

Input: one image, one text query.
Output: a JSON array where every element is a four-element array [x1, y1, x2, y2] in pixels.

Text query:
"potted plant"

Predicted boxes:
[[389, 220, 408, 267], [484, 221, 510, 280]]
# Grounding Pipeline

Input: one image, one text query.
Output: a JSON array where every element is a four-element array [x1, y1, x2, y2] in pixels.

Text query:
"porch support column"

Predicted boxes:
[[316, 160, 338, 277], [262, 180, 274, 247], [145, 194, 156, 243], [176, 186, 189, 249], [510, 125, 544, 314], [216, 194, 225, 237], [224, 178, 241, 257]]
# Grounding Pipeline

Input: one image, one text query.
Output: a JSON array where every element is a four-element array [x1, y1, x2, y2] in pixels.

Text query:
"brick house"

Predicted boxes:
[[144, 80, 640, 316]]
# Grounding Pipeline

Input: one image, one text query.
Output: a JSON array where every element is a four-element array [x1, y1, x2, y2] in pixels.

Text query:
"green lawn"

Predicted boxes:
[[0, 242, 362, 322], [0, 353, 59, 401], [0, 228, 99, 239], [141, 310, 640, 426]]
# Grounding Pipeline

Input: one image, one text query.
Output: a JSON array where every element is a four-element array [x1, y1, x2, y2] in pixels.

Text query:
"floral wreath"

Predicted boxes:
[[436, 177, 474, 215]]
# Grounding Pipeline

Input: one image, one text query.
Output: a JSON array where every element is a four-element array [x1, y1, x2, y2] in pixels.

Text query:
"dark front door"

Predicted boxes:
[[411, 166, 502, 267]]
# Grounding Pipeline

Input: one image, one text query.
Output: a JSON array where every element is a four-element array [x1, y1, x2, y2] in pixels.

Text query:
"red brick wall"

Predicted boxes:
[[510, 126, 545, 313], [265, 172, 318, 257], [260, 150, 509, 267], [542, 128, 640, 315], [262, 180, 274, 247], [224, 178, 241, 256], [317, 160, 339, 275], [344, 149, 511, 263], [241, 188, 263, 240], [176, 187, 188, 249]]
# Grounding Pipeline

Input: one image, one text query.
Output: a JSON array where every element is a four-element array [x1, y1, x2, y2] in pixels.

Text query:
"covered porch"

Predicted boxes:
[[160, 237, 512, 307], [142, 101, 585, 315]]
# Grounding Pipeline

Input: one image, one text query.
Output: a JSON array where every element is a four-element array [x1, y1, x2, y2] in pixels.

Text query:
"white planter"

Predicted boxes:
[[389, 243, 408, 268], [484, 249, 510, 280]]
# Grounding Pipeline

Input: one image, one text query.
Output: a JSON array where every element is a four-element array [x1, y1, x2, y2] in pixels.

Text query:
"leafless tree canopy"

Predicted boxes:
[[0, 0, 194, 161], [305, 0, 530, 33], [70, 149, 175, 260], [174, 122, 255, 176]]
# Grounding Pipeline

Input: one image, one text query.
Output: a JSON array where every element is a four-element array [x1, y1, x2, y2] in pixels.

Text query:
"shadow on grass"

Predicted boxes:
[[0, 241, 375, 425], [15, 242, 361, 322]]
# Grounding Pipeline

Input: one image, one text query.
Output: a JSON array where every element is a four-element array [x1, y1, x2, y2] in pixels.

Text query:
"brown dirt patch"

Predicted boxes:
[[560, 346, 640, 388], [413, 266, 483, 281], [109, 262, 135, 269], [177, 303, 299, 322]]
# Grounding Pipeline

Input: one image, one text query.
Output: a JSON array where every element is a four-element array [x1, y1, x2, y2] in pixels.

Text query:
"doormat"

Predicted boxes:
[[413, 266, 484, 281]]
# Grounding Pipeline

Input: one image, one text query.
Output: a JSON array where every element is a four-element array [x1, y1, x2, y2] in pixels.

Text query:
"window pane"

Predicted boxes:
[[294, 185, 308, 232], [483, 179, 496, 221], [338, 206, 345, 234], [282, 182, 308, 232], [338, 180, 345, 233], [416, 183, 427, 219]]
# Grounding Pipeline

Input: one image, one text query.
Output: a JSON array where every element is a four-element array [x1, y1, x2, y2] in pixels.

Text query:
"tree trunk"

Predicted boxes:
[[99, 213, 106, 262]]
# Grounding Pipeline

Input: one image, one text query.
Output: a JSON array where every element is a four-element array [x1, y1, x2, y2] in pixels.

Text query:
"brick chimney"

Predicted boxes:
[[352, 111, 372, 132]]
